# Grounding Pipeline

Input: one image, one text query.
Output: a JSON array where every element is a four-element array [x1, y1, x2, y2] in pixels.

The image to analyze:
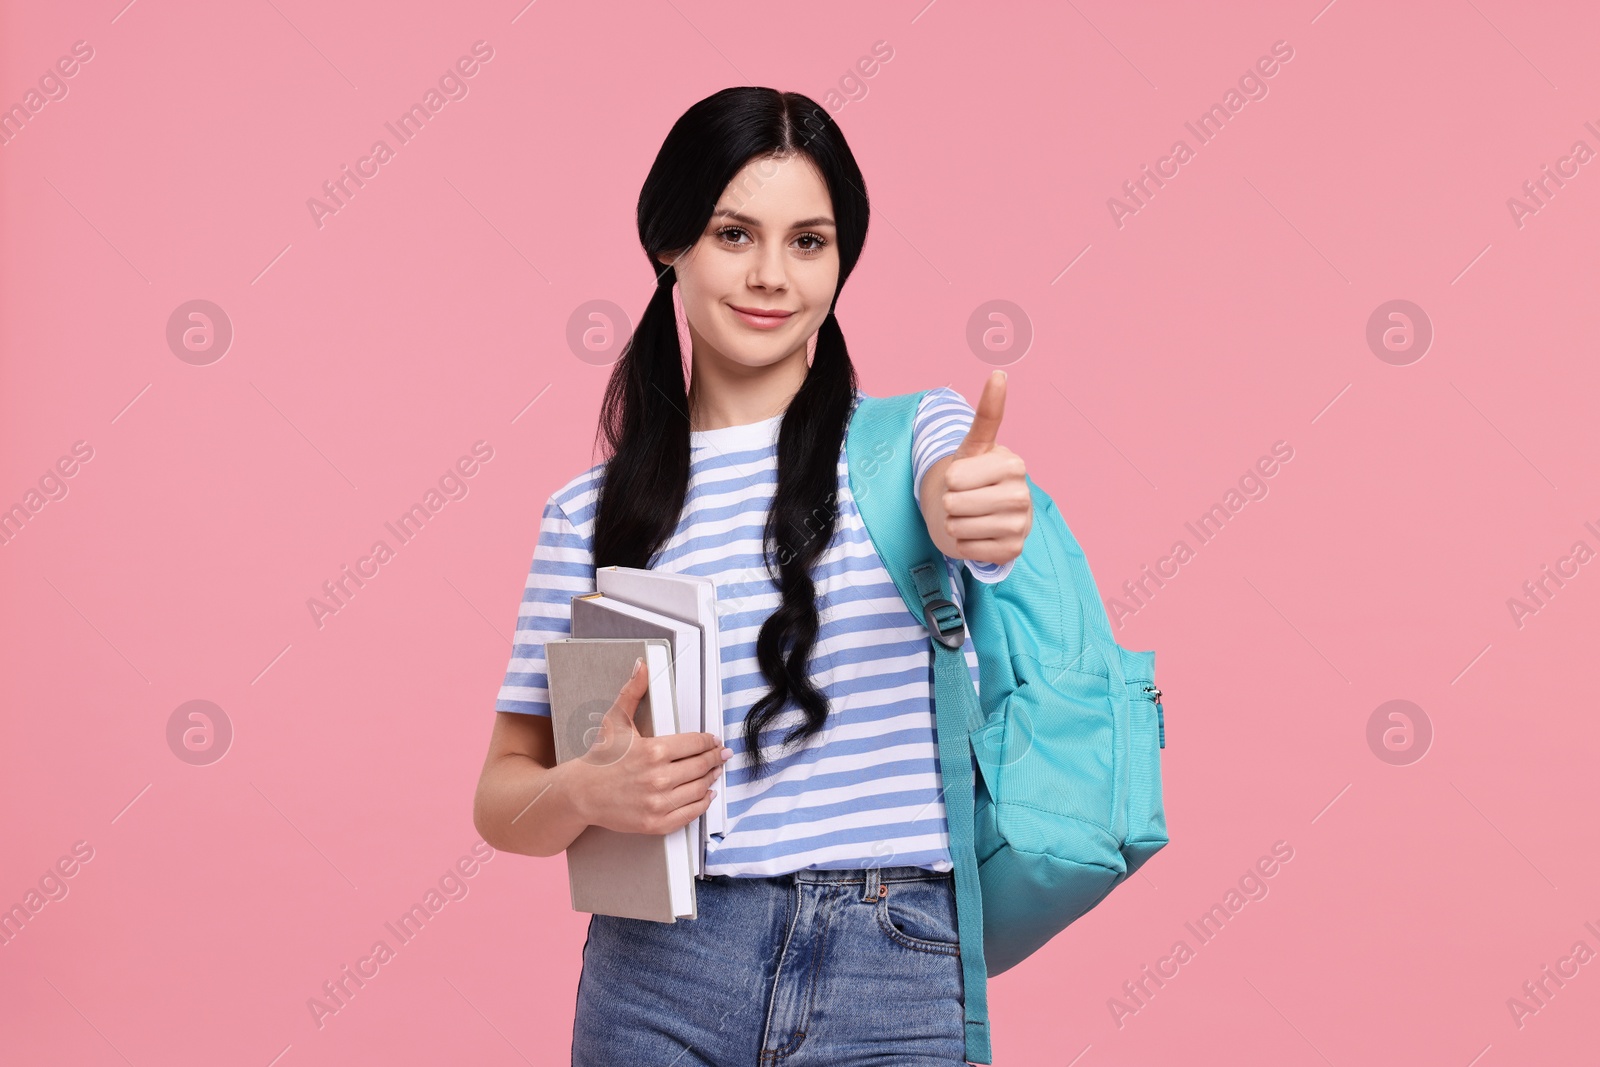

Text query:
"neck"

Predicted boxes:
[[687, 337, 813, 432]]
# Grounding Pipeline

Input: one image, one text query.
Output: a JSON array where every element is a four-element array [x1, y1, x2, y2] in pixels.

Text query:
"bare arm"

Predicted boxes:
[[472, 712, 594, 858]]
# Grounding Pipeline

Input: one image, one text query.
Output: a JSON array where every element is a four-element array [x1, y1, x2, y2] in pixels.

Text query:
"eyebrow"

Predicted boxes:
[[711, 208, 836, 230]]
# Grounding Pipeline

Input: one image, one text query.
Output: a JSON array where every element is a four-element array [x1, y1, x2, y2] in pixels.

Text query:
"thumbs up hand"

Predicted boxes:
[[926, 370, 1034, 567]]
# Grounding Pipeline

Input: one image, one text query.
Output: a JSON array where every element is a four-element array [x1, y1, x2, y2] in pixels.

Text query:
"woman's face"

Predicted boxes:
[[659, 153, 840, 373]]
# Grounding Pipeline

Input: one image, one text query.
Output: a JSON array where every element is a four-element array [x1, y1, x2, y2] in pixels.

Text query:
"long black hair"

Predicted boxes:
[[591, 87, 870, 781]]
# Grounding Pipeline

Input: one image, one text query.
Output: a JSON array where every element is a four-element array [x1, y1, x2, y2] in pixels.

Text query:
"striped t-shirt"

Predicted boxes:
[[494, 386, 1014, 877]]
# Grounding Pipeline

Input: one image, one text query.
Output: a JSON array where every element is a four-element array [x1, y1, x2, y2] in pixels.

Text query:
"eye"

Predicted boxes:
[[714, 226, 829, 254]]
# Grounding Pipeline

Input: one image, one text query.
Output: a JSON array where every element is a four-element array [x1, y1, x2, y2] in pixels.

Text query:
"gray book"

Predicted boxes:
[[546, 638, 696, 923]]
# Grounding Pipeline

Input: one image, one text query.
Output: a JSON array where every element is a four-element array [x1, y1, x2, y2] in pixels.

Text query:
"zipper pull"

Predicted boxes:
[[1144, 684, 1165, 750]]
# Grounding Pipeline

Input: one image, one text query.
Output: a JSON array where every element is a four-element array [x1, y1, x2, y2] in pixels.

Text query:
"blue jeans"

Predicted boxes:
[[572, 864, 969, 1065]]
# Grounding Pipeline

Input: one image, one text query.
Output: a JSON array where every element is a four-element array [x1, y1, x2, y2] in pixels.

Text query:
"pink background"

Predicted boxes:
[[3, 1, 1597, 1064]]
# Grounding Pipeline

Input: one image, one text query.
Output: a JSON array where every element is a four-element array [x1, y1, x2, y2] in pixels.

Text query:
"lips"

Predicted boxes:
[[729, 304, 795, 329]]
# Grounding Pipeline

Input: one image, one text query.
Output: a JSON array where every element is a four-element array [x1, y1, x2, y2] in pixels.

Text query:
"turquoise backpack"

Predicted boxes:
[[846, 390, 1169, 1065]]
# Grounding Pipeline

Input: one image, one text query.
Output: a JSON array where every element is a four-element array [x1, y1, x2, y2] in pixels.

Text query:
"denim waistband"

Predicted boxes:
[[696, 864, 953, 900], [789, 864, 951, 885]]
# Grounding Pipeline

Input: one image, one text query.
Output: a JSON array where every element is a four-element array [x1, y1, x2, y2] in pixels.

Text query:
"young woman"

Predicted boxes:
[[473, 86, 1033, 1065]]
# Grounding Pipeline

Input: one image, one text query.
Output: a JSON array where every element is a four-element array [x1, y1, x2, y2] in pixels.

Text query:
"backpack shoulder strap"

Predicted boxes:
[[845, 391, 977, 720], [846, 390, 994, 1065]]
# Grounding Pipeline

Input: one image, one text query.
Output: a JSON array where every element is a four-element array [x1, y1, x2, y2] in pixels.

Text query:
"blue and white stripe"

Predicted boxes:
[[495, 386, 1013, 877]]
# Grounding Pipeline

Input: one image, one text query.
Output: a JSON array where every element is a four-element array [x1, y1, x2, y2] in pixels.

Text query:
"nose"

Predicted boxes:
[[748, 242, 788, 292]]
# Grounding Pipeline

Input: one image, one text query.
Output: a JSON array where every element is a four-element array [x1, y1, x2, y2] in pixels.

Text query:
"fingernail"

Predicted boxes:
[[721, 748, 733, 760], [633, 657, 643, 673]]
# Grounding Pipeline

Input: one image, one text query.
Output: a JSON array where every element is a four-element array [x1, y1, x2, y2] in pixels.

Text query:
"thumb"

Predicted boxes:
[[952, 370, 1007, 460], [581, 656, 649, 767], [609, 656, 650, 730]]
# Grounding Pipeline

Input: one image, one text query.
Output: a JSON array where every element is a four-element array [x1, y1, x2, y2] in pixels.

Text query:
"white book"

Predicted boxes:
[[595, 566, 729, 840], [546, 639, 695, 922]]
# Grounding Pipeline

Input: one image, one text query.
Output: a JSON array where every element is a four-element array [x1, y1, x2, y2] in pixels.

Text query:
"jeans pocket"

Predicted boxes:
[[874, 877, 961, 956]]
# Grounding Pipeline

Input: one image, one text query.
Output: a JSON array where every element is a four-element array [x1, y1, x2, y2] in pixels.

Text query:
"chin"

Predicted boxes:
[[727, 347, 793, 370]]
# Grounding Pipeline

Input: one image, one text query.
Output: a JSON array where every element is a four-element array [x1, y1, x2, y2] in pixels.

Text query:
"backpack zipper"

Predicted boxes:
[[1144, 685, 1165, 749]]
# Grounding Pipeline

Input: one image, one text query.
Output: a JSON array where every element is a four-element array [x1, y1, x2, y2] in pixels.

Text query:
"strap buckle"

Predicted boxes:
[[923, 596, 967, 650]]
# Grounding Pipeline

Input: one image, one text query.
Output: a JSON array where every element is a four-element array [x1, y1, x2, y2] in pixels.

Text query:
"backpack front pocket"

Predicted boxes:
[[991, 655, 1123, 865]]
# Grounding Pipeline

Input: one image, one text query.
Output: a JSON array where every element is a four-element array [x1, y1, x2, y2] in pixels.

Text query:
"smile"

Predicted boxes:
[[728, 304, 795, 329]]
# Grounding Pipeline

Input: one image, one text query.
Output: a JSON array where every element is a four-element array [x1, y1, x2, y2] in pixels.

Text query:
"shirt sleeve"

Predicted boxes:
[[493, 495, 597, 716], [911, 386, 1016, 585]]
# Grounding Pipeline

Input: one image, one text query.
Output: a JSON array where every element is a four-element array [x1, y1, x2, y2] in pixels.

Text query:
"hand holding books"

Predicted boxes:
[[571, 656, 728, 837]]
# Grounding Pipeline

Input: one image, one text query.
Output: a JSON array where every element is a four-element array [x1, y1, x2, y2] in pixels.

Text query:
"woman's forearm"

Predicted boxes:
[[474, 753, 594, 858]]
